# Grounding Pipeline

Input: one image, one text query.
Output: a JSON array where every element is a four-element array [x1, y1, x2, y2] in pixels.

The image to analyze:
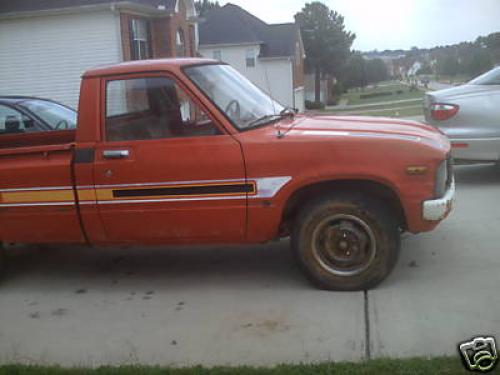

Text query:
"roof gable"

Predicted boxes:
[[199, 3, 299, 58]]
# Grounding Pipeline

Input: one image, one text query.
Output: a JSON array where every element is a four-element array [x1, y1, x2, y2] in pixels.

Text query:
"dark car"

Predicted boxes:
[[0, 96, 77, 135]]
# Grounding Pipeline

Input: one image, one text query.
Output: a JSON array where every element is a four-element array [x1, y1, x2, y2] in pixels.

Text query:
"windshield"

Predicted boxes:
[[184, 64, 284, 130], [468, 67, 500, 85], [21, 99, 77, 130]]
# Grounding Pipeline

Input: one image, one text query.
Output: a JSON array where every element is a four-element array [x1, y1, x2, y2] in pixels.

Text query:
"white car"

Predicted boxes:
[[424, 67, 500, 164]]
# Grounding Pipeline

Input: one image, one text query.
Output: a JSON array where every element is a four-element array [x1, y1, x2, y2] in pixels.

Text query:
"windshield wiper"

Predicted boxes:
[[246, 114, 283, 128], [247, 108, 297, 129]]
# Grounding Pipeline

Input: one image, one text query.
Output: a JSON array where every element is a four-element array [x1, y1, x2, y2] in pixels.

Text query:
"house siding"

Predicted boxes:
[[0, 11, 122, 108]]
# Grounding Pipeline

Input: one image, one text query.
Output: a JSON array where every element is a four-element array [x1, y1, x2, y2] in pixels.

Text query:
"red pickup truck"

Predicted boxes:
[[0, 59, 454, 290]]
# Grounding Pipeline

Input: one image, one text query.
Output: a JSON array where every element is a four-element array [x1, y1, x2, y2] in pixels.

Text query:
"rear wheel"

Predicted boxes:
[[292, 194, 400, 291]]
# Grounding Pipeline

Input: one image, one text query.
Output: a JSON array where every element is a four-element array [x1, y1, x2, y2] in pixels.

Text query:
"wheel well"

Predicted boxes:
[[280, 180, 407, 235]]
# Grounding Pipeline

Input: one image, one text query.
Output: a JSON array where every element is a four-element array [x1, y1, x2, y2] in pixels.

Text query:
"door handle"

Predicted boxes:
[[102, 150, 130, 159]]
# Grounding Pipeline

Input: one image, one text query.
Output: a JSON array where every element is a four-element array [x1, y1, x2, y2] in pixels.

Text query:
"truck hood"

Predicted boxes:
[[285, 115, 446, 144]]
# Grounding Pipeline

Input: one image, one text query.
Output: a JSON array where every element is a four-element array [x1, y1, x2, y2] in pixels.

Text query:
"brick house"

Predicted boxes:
[[198, 4, 306, 112], [0, 0, 198, 108]]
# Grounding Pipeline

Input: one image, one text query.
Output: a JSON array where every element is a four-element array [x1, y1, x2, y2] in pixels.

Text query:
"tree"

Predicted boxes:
[[416, 62, 433, 75], [436, 54, 460, 76], [365, 58, 388, 83], [407, 46, 421, 57], [340, 55, 388, 90], [340, 52, 367, 89], [464, 48, 493, 77], [195, 0, 220, 17], [476, 32, 500, 50], [295, 2, 355, 103]]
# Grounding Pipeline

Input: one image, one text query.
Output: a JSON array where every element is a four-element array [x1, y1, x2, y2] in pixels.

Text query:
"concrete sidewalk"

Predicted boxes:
[[0, 165, 499, 367]]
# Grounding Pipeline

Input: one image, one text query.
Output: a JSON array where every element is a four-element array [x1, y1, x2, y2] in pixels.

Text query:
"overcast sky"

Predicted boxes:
[[219, 0, 500, 51]]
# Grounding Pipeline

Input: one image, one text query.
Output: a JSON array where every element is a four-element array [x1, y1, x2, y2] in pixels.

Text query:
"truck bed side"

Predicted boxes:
[[0, 140, 87, 244]]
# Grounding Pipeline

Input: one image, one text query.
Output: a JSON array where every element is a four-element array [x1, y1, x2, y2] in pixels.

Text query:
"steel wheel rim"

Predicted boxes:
[[311, 214, 377, 277]]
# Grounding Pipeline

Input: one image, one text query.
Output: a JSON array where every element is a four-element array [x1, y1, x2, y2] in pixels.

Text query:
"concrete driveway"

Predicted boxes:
[[0, 164, 499, 367]]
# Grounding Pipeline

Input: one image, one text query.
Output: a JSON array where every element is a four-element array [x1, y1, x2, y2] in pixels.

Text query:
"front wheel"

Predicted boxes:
[[292, 194, 400, 291]]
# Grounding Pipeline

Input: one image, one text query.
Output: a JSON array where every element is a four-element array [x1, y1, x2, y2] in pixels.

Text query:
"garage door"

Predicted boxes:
[[0, 11, 122, 108], [294, 86, 305, 113]]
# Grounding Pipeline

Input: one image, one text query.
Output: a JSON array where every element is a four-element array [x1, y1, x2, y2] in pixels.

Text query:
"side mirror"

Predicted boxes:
[[5, 115, 22, 133]]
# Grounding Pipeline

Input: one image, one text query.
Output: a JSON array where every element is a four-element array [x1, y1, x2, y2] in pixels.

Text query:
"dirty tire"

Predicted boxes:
[[292, 194, 400, 291]]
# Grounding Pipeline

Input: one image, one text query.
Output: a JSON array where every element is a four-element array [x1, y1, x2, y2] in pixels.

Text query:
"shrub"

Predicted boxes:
[[305, 100, 325, 110], [359, 91, 393, 99], [332, 82, 344, 98]]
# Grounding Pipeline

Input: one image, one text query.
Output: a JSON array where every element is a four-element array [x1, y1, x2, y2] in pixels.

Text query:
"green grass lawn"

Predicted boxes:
[[0, 357, 472, 375], [341, 81, 424, 106]]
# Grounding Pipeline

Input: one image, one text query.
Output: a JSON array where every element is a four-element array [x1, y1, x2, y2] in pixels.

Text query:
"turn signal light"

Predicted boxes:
[[406, 166, 428, 175], [430, 103, 459, 121]]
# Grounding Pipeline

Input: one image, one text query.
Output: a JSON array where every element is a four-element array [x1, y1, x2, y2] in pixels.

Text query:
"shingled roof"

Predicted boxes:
[[0, 0, 177, 15], [199, 4, 300, 58]]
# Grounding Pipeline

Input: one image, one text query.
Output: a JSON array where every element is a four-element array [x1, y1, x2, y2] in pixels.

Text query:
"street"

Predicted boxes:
[[427, 81, 454, 91], [0, 164, 499, 367]]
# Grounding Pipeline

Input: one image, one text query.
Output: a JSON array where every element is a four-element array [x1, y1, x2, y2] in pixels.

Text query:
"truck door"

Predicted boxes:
[[93, 74, 247, 244]]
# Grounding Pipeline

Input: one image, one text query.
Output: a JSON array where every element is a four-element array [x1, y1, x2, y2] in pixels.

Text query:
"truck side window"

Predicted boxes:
[[105, 77, 220, 142]]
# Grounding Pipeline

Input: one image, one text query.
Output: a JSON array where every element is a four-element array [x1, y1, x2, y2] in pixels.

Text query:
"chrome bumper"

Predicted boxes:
[[423, 179, 455, 221]]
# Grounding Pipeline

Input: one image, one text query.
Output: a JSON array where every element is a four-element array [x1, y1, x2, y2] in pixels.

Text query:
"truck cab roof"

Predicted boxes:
[[82, 58, 218, 78]]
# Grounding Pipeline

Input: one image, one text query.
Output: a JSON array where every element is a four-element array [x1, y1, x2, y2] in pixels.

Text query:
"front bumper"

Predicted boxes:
[[422, 178, 455, 221]]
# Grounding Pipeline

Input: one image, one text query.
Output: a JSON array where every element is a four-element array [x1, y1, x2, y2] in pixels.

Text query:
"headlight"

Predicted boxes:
[[435, 159, 448, 198]]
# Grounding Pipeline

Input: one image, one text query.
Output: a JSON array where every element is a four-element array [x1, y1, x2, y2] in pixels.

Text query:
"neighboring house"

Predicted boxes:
[[198, 4, 306, 113], [363, 52, 407, 78], [304, 74, 333, 105], [0, 0, 198, 108], [408, 61, 423, 76]]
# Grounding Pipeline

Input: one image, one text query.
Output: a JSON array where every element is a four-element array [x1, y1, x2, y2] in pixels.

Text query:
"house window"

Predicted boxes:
[[246, 49, 255, 67], [176, 28, 186, 57], [130, 18, 151, 60], [213, 50, 222, 61]]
